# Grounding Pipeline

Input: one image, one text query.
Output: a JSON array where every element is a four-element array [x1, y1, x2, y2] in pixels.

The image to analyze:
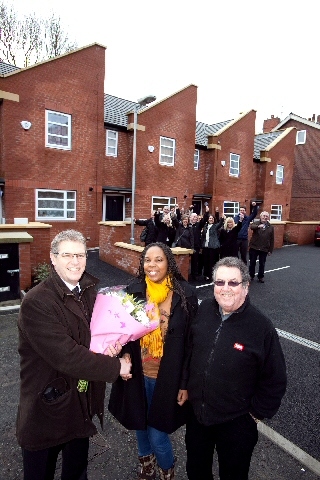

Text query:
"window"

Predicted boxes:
[[46, 111, 71, 150], [160, 136, 175, 166], [36, 189, 76, 220], [223, 201, 240, 217], [229, 153, 240, 177], [106, 130, 118, 156], [152, 196, 176, 213], [271, 204, 282, 220], [194, 149, 200, 170], [276, 165, 284, 184], [296, 130, 306, 145]]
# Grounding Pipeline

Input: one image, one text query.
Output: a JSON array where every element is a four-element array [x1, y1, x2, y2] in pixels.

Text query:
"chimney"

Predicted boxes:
[[263, 115, 280, 133], [312, 114, 315, 122], [317, 115, 320, 124]]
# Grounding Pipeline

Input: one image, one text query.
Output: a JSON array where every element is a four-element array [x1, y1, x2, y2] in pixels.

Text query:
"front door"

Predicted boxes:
[[104, 195, 124, 221], [0, 243, 20, 301]]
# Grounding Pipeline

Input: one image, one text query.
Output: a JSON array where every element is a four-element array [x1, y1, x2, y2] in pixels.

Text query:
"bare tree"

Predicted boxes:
[[44, 14, 78, 59], [0, 2, 77, 67]]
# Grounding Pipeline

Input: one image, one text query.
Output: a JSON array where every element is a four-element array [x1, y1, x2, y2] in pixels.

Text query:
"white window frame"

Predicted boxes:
[[296, 130, 306, 145], [106, 130, 118, 157], [229, 153, 240, 177], [276, 165, 284, 184], [194, 149, 200, 170], [159, 136, 175, 166], [223, 201, 240, 217], [271, 204, 282, 220], [36, 189, 76, 220], [45, 110, 71, 150], [152, 196, 177, 213]]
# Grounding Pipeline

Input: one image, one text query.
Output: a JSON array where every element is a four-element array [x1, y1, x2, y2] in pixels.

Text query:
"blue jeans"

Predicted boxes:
[[136, 376, 174, 470]]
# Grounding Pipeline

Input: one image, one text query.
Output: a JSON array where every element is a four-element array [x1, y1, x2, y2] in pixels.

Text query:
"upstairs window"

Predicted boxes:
[[160, 136, 175, 166], [106, 130, 118, 156], [276, 165, 284, 184], [46, 111, 71, 150], [296, 130, 306, 145], [194, 149, 200, 170], [223, 201, 240, 217], [271, 204, 282, 220], [36, 189, 76, 220], [229, 153, 240, 177]]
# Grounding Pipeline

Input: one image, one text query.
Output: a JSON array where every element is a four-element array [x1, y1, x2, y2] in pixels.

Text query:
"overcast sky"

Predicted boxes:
[[12, 0, 320, 133]]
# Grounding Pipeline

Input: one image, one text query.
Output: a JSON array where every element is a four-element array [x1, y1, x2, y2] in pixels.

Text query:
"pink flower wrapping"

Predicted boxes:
[[89, 286, 159, 354]]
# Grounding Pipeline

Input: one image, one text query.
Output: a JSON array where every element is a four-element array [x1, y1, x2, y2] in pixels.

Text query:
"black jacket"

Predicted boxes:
[[186, 296, 287, 426], [135, 218, 158, 245], [108, 279, 198, 434], [174, 224, 194, 249], [154, 212, 176, 247], [201, 217, 224, 249], [190, 211, 209, 249], [219, 221, 242, 258]]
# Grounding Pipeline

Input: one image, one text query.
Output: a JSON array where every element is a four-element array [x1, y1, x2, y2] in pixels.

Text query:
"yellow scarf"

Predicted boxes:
[[140, 276, 172, 358]]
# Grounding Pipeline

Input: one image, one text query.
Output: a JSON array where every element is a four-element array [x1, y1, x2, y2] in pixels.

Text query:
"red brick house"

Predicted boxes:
[[0, 44, 317, 300], [270, 113, 320, 221]]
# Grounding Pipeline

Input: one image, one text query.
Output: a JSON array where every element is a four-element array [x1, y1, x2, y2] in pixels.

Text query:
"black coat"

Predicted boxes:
[[190, 212, 209, 249], [154, 212, 176, 247], [108, 279, 198, 434], [174, 224, 194, 249], [135, 218, 158, 245], [219, 221, 242, 258]]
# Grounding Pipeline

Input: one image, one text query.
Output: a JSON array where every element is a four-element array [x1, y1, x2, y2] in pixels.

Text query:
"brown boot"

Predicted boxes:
[[138, 453, 157, 479], [158, 464, 175, 479]]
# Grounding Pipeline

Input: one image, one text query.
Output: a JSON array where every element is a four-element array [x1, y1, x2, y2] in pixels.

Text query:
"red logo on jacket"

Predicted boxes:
[[234, 342, 244, 351]]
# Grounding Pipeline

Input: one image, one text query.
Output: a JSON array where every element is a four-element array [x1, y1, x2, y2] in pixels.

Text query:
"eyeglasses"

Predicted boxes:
[[53, 252, 87, 260], [213, 280, 243, 287]]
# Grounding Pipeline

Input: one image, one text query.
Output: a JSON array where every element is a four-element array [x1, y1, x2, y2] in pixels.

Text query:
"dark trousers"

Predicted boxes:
[[22, 437, 89, 480], [191, 248, 200, 277], [202, 247, 219, 279], [237, 239, 249, 265], [249, 249, 268, 280], [185, 409, 258, 480]]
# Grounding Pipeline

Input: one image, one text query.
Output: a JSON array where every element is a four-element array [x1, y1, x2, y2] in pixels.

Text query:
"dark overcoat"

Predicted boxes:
[[108, 279, 198, 434], [17, 267, 121, 451]]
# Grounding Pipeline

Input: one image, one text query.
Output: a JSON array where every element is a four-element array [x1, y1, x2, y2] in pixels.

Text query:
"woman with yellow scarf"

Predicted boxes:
[[109, 243, 198, 480]]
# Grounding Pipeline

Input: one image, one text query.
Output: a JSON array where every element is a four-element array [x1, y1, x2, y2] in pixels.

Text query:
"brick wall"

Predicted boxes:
[[0, 44, 106, 248]]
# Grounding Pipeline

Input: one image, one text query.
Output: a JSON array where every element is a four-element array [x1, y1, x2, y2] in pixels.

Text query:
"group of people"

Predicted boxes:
[[137, 201, 274, 284], [17, 228, 286, 480]]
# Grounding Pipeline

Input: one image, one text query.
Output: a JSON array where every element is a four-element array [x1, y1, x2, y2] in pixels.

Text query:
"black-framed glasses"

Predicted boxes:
[[53, 252, 87, 260], [213, 280, 243, 287]]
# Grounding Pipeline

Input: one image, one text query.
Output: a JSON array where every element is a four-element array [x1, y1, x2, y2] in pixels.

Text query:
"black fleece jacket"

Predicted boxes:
[[186, 296, 287, 426]]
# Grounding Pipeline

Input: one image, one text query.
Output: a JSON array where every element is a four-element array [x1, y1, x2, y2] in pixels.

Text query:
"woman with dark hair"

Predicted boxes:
[[200, 214, 224, 281], [108, 243, 198, 480]]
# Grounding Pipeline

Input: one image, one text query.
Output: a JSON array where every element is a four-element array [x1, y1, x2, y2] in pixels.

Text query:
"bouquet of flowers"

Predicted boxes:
[[77, 285, 159, 392]]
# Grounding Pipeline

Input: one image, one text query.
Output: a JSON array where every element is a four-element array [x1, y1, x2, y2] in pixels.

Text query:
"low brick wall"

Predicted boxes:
[[284, 221, 318, 245], [99, 222, 192, 279]]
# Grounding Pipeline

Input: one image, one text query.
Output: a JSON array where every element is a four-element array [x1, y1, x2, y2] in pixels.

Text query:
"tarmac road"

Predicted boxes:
[[0, 245, 319, 479]]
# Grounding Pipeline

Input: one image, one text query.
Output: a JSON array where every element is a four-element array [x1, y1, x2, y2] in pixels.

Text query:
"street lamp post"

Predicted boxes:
[[130, 95, 156, 245]]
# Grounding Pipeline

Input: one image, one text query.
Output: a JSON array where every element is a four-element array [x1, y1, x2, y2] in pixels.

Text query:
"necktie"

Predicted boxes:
[[72, 286, 80, 299]]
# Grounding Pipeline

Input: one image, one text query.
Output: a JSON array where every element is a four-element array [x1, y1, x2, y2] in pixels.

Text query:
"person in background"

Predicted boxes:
[[219, 214, 244, 258], [173, 214, 194, 249], [249, 211, 274, 283], [17, 229, 131, 480], [200, 213, 224, 281], [135, 212, 158, 246], [185, 256, 287, 480], [189, 205, 210, 280], [109, 243, 198, 480], [234, 202, 258, 264], [154, 211, 177, 247]]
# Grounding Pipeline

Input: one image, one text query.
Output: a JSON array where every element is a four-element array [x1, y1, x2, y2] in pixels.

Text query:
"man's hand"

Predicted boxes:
[[119, 353, 132, 380], [177, 389, 188, 406], [105, 341, 122, 357]]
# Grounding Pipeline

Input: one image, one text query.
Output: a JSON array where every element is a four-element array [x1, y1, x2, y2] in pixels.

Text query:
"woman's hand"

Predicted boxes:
[[105, 341, 122, 357], [177, 389, 188, 406], [119, 353, 132, 381]]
